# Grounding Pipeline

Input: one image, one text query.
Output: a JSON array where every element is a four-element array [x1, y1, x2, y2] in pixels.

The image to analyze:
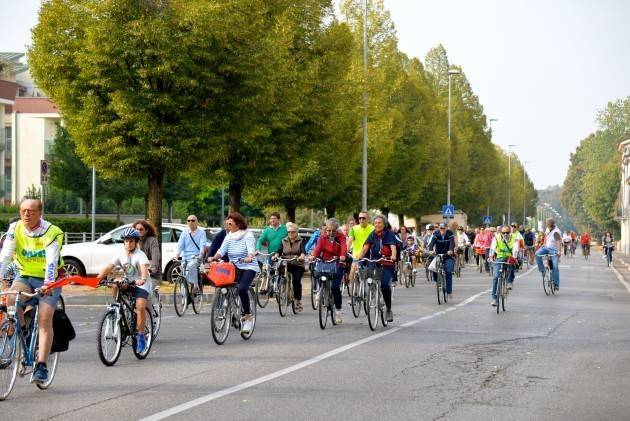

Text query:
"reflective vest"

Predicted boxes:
[[14, 220, 64, 279], [494, 233, 516, 259]]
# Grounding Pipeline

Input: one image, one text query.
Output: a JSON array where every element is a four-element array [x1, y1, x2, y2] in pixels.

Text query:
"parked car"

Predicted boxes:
[[61, 223, 219, 281]]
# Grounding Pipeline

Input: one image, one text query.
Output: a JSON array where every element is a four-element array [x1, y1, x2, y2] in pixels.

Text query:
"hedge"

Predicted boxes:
[[0, 217, 121, 233]]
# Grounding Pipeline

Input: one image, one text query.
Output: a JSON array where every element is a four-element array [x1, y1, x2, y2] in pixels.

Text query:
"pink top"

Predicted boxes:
[[474, 232, 493, 248]]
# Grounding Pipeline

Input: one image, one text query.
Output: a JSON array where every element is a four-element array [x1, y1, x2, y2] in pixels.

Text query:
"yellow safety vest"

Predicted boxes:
[[494, 233, 516, 259], [14, 220, 64, 279]]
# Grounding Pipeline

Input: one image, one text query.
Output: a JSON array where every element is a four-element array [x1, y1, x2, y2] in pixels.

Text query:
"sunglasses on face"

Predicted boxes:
[[359, 216, 367, 220], [187, 219, 197, 223], [502, 232, 510, 235]]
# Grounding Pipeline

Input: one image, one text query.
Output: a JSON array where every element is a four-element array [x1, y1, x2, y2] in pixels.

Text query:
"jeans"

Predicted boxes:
[[237, 269, 256, 315], [432, 257, 454, 294], [380, 266, 394, 309], [491, 258, 514, 299], [536, 247, 559, 287], [287, 265, 305, 301], [328, 264, 346, 310]]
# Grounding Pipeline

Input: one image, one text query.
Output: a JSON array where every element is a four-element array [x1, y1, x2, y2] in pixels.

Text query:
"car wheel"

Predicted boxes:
[[63, 258, 86, 277]]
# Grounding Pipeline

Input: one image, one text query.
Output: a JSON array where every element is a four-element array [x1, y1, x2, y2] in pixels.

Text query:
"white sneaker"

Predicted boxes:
[[241, 318, 253, 334], [448, 293, 453, 300], [334, 309, 343, 324], [491, 299, 497, 306], [412, 268, 417, 273]]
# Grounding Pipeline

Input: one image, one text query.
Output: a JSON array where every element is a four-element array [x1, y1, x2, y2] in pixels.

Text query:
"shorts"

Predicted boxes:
[[134, 287, 150, 300], [14, 275, 61, 308]]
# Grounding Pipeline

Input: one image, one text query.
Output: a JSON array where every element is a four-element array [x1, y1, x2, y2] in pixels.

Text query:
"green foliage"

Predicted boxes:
[[24, 185, 41, 200], [0, 216, 119, 233]]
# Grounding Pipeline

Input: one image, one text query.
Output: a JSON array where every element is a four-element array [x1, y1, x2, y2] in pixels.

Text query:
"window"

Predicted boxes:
[[161, 228, 173, 243]]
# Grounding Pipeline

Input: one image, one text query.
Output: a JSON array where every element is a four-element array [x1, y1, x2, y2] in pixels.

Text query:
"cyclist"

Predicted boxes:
[[276, 222, 306, 313], [96, 227, 151, 354], [535, 218, 562, 292], [562, 231, 572, 257], [428, 222, 456, 300], [473, 226, 493, 271], [465, 226, 476, 263], [511, 223, 524, 268], [523, 227, 536, 263], [456, 226, 470, 264], [404, 236, 419, 272], [305, 223, 325, 255], [357, 215, 397, 322], [602, 231, 614, 263], [488, 225, 519, 306], [0, 199, 64, 384], [134, 219, 161, 287], [256, 211, 288, 259], [212, 212, 258, 334], [349, 211, 374, 285], [580, 231, 591, 256], [312, 218, 347, 323], [175, 215, 207, 294]]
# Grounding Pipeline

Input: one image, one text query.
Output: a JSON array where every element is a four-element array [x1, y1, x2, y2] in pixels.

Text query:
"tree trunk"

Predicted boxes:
[[147, 170, 164, 263], [381, 207, 390, 218], [325, 206, 336, 218], [228, 179, 242, 214], [398, 213, 405, 228], [286, 205, 297, 223], [167, 200, 173, 222], [144, 196, 149, 219], [116, 201, 122, 224]]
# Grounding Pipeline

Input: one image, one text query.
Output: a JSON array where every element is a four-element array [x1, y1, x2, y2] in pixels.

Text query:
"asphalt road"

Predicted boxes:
[[3, 253, 630, 421]]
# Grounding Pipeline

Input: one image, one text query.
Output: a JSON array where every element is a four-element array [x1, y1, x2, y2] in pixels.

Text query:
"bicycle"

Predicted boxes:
[[582, 244, 590, 260], [400, 249, 416, 288], [151, 287, 162, 340], [432, 254, 449, 305], [541, 254, 556, 296], [314, 258, 339, 330], [492, 261, 514, 313], [275, 256, 300, 317], [454, 247, 465, 278], [525, 246, 536, 268], [0, 288, 63, 400], [173, 257, 204, 317], [360, 258, 390, 331], [96, 277, 154, 366], [254, 252, 274, 309], [349, 262, 367, 318], [603, 246, 613, 267], [209, 263, 256, 345]]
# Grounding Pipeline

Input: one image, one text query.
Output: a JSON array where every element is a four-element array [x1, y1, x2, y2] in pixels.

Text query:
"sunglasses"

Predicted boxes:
[[359, 216, 367, 220], [187, 219, 197, 222], [501, 232, 510, 234], [439, 227, 446, 229]]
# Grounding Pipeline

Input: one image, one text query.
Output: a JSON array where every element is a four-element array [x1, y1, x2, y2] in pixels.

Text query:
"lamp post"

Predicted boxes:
[[522, 160, 531, 226], [507, 144, 516, 224], [487, 118, 498, 217], [361, 0, 368, 211], [447, 69, 461, 208]]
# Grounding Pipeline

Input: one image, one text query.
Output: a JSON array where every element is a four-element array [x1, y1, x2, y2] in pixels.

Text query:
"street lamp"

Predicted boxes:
[[361, 0, 368, 211], [447, 69, 461, 209], [522, 160, 531, 226], [507, 144, 516, 224]]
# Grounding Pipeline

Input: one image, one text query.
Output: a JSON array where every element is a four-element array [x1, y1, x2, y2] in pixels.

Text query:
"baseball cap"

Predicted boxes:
[[438, 222, 447, 228]]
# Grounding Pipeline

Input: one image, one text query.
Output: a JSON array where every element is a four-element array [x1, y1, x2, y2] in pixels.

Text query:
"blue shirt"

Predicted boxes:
[[429, 230, 456, 256], [305, 230, 321, 254], [178, 228, 207, 261]]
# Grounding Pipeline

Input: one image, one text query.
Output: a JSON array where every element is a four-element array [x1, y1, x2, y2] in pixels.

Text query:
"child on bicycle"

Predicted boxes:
[[96, 227, 151, 354], [405, 236, 419, 271]]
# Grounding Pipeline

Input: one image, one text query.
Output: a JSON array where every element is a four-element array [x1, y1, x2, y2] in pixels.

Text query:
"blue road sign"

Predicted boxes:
[[483, 215, 492, 225], [442, 204, 455, 218]]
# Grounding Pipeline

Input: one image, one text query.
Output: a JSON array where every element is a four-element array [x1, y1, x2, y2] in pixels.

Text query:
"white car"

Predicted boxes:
[[61, 223, 219, 281]]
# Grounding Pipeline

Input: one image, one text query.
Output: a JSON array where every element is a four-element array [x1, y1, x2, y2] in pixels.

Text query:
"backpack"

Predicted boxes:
[[51, 309, 76, 353]]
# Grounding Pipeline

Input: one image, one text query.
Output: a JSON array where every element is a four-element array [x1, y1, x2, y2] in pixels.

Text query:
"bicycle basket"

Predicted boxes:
[[315, 261, 337, 275], [206, 262, 236, 287], [360, 266, 383, 280]]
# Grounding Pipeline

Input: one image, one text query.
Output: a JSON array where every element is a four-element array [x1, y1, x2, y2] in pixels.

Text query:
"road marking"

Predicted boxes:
[[140, 266, 536, 421], [611, 258, 630, 294]]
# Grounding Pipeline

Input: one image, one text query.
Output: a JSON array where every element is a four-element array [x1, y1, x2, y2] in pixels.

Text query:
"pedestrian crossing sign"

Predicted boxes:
[[442, 204, 455, 218]]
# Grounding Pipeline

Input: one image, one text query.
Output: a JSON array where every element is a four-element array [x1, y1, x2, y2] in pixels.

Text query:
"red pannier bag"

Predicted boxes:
[[206, 262, 236, 287], [475, 247, 486, 255]]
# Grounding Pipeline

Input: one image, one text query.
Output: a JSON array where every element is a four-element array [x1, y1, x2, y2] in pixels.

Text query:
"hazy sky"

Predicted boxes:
[[2, 0, 630, 189]]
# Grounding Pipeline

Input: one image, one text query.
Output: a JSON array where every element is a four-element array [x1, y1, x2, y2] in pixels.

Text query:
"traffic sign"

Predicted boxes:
[[40, 160, 49, 185], [483, 215, 492, 225], [442, 204, 455, 218]]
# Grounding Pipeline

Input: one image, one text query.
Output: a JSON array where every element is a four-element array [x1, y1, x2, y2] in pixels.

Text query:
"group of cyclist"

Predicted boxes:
[[0, 198, 614, 390]]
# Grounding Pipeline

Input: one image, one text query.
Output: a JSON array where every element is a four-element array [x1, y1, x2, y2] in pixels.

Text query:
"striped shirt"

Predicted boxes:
[[218, 230, 259, 272]]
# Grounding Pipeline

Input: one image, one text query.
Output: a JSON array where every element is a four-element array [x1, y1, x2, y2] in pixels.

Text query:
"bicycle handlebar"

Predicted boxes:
[[359, 257, 390, 263]]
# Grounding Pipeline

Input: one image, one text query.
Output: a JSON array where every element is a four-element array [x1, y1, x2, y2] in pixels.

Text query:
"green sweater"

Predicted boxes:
[[256, 224, 288, 253]]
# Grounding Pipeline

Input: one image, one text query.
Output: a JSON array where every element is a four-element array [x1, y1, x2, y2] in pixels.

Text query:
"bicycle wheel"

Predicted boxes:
[[542, 269, 551, 296], [442, 275, 448, 303], [278, 276, 289, 317], [318, 286, 328, 330], [0, 320, 20, 400], [455, 257, 461, 278], [501, 274, 507, 313], [310, 271, 317, 310], [34, 337, 60, 390], [241, 288, 257, 340], [379, 289, 388, 328], [255, 272, 271, 309], [411, 269, 416, 287], [210, 289, 230, 345], [404, 266, 410, 288], [132, 308, 153, 360], [97, 309, 122, 366], [367, 283, 378, 331], [350, 274, 362, 318], [151, 289, 162, 340], [173, 276, 188, 317], [436, 272, 442, 305], [191, 284, 203, 314]]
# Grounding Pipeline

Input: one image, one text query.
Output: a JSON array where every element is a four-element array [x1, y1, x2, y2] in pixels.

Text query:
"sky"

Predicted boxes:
[[2, 0, 630, 189]]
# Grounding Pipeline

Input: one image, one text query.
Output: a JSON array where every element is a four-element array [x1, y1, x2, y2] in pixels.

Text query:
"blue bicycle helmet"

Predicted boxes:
[[121, 227, 140, 240]]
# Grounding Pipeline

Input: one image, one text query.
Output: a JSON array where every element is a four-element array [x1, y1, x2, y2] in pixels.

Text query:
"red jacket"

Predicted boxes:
[[312, 233, 347, 261]]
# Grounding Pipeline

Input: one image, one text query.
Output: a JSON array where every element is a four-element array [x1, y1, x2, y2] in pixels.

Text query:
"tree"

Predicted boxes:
[[163, 175, 193, 222], [48, 125, 95, 217], [101, 178, 144, 224]]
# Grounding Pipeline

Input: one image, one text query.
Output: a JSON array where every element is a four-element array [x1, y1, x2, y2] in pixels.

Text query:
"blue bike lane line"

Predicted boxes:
[[139, 266, 537, 421]]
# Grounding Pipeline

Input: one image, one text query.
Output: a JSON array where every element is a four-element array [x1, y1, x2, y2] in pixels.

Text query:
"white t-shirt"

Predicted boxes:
[[109, 247, 151, 292], [545, 227, 562, 250]]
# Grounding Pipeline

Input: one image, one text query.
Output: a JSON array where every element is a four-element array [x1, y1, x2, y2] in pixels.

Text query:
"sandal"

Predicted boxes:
[[295, 301, 303, 313]]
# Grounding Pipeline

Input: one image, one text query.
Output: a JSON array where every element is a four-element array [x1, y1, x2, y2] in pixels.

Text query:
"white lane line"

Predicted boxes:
[[140, 266, 536, 421], [611, 258, 630, 294]]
